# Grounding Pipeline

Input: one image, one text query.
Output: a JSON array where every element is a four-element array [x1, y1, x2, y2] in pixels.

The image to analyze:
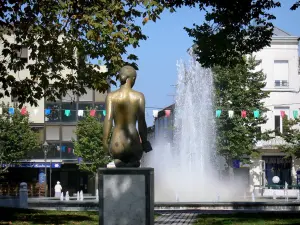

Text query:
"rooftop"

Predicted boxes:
[[272, 27, 292, 37]]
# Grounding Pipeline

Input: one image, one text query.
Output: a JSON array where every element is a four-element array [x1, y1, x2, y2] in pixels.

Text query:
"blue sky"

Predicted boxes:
[[112, 1, 300, 126]]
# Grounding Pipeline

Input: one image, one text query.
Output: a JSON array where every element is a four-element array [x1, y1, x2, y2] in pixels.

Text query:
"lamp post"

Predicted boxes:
[[43, 141, 49, 197]]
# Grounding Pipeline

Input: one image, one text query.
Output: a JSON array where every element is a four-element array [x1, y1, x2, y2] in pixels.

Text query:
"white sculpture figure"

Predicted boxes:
[[175, 193, 179, 202], [285, 182, 289, 202], [55, 181, 62, 198], [251, 192, 255, 202], [273, 191, 277, 200], [77, 191, 80, 201], [66, 191, 70, 201], [96, 189, 99, 201], [80, 190, 84, 201], [60, 192, 64, 201]]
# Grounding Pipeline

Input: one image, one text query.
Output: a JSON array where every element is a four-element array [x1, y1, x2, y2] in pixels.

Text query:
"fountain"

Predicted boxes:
[[143, 52, 246, 202]]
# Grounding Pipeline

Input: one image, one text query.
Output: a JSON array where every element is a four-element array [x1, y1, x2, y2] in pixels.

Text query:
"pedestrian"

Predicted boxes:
[[54, 181, 62, 198]]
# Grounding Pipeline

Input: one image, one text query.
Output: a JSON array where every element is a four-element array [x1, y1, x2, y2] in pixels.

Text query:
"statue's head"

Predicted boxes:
[[119, 65, 137, 87]]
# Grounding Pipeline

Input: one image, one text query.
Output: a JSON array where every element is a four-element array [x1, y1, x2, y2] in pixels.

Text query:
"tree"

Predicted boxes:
[[278, 117, 300, 158], [0, 0, 166, 106], [0, 103, 40, 176], [213, 56, 270, 164], [181, 0, 299, 68], [73, 113, 111, 174], [1, 1, 299, 106]]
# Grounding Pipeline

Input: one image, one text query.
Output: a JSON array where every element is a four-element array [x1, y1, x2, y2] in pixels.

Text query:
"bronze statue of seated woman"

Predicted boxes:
[[103, 65, 152, 168]]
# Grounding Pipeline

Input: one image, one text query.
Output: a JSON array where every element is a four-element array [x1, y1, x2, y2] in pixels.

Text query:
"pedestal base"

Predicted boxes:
[[98, 168, 154, 225]]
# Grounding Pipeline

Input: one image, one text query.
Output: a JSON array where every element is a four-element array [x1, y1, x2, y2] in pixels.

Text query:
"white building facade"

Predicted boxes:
[[248, 27, 300, 193]]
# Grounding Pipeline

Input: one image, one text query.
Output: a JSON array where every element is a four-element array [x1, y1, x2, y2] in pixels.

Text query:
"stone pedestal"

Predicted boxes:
[[98, 168, 154, 225]]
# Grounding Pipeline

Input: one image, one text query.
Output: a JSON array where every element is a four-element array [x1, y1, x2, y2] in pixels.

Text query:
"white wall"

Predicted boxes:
[[253, 37, 300, 133], [249, 36, 300, 190]]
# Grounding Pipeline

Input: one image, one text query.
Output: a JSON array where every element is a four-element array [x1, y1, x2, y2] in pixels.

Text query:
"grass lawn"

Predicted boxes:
[[0, 207, 160, 224], [0, 207, 98, 225], [194, 213, 300, 225]]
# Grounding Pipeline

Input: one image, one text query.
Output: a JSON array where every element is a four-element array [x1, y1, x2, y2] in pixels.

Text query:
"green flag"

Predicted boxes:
[[293, 110, 298, 119], [253, 110, 260, 118]]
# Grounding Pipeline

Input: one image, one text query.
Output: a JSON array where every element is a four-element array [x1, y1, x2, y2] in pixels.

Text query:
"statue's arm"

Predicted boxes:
[[103, 94, 113, 153], [138, 94, 152, 152]]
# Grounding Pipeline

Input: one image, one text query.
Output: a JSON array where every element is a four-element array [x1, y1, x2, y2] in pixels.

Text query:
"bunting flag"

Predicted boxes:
[[216, 110, 222, 118], [151, 109, 300, 119], [0, 107, 108, 118], [241, 110, 247, 118], [64, 109, 71, 117], [78, 110, 84, 117], [165, 110, 171, 117], [293, 110, 298, 119], [9, 107, 14, 115], [21, 107, 27, 115], [253, 110, 260, 118], [45, 109, 51, 115], [90, 109, 96, 117]]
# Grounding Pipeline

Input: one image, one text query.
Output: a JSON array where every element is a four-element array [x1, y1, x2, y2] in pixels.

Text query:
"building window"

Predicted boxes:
[[45, 102, 61, 122], [46, 126, 60, 140], [263, 156, 292, 186], [95, 103, 105, 122], [274, 115, 281, 136], [61, 102, 77, 122], [16, 46, 28, 63], [46, 142, 61, 159], [62, 90, 77, 102], [31, 127, 44, 143], [274, 107, 289, 136], [78, 103, 93, 120], [95, 91, 107, 102], [62, 126, 77, 141], [274, 60, 289, 87], [61, 142, 77, 159], [79, 88, 93, 101]]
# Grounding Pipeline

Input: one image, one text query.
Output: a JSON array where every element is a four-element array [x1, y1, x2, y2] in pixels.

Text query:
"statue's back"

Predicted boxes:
[[108, 89, 143, 163]]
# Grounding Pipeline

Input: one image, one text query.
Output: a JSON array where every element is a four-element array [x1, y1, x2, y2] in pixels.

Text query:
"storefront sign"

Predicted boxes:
[[1, 162, 61, 168]]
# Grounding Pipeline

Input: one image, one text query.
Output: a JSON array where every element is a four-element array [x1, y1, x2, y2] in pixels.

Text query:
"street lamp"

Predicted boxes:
[[43, 141, 49, 197]]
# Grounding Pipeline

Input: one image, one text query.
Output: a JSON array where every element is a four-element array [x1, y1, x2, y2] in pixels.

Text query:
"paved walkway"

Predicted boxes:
[[155, 212, 198, 225]]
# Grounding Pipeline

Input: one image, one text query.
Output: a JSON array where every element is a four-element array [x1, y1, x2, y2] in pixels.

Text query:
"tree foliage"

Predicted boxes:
[[0, 0, 299, 106], [0, 103, 40, 176], [0, 0, 166, 106], [213, 57, 270, 163], [73, 113, 111, 174], [279, 117, 300, 158], [183, 0, 299, 68]]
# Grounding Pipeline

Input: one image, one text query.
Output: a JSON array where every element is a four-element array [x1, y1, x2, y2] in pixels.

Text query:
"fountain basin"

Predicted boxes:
[[25, 198, 300, 212]]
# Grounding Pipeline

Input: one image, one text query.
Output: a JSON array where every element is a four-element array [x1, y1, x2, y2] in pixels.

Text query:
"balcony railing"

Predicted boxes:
[[27, 145, 78, 160], [45, 109, 105, 123]]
